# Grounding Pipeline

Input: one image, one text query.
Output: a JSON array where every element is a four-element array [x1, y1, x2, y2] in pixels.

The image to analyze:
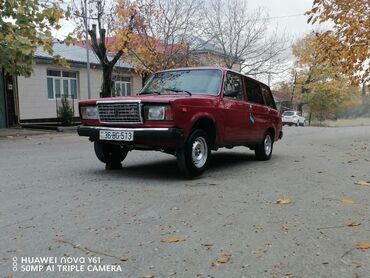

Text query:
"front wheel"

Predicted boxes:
[[177, 129, 210, 178], [94, 141, 128, 168], [255, 132, 273, 161]]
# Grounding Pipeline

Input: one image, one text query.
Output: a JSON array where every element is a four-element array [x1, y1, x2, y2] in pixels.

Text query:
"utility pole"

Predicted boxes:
[[84, 0, 91, 99], [291, 71, 297, 109]]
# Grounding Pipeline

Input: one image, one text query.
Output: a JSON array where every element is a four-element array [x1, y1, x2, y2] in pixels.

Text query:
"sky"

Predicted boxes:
[[247, 0, 316, 38]]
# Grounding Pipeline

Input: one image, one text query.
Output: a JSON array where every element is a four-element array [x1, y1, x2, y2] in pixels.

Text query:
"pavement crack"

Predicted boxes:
[[54, 238, 131, 262]]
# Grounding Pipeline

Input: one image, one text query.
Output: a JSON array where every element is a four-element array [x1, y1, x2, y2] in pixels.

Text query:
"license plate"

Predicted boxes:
[[99, 130, 134, 141]]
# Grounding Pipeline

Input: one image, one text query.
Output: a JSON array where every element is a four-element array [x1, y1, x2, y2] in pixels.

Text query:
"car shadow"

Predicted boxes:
[[87, 150, 259, 181]]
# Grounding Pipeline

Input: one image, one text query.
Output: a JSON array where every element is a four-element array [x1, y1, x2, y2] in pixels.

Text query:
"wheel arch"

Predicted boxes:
[[267, 126, 276, 142], [191, 116, 217, 149]]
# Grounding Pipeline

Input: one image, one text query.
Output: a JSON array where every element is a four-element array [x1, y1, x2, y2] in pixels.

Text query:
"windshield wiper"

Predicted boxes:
[[139, 91, 161, 95], [162, 88, 192, 96]]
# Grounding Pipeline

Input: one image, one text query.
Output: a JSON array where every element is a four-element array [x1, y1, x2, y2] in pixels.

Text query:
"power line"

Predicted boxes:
[[259, 13, 306, 21]]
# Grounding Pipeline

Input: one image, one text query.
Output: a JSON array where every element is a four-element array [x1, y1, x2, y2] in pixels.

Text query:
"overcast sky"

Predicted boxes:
[[248, 0, 315, 38]]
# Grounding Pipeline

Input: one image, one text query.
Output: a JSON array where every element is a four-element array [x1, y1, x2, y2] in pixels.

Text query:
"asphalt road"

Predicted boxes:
[[0, 126, 370, 278]]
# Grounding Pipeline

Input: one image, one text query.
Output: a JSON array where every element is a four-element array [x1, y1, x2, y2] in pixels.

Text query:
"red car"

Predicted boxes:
[[78, 67, 283, 178]]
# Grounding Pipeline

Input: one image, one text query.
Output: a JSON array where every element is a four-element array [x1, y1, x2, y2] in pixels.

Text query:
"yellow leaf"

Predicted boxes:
[[211, 254, 231, 267], [356, 242, 370, 250], [347, 221, 361, 227], [341, 198, 354, 205], [355, 181, 370, 187], [161, 236, 183, 243], [276, 198, 290, 205], [143, 275, 154, 278]]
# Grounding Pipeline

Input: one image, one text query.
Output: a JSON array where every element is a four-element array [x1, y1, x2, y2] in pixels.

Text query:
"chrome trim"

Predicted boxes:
[[83, 126, 171, 132], [96, 100, 142, 104], [97, 100, 143, 124]]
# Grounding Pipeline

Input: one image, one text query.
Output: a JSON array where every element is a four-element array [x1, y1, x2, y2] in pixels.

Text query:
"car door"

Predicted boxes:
[[221, 72, 253, 143], [245, 78, 270, 142]]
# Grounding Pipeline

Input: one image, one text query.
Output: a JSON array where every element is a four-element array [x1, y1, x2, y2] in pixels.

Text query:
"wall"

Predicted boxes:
[[17, 63, 142, 120]]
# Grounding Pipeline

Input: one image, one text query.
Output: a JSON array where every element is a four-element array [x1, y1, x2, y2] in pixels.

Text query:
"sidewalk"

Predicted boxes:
[[0, 127, 57, 138]]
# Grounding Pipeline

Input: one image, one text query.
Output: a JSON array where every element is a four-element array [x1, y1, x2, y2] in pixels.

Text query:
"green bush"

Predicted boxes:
[[57, 97, 74, 126]]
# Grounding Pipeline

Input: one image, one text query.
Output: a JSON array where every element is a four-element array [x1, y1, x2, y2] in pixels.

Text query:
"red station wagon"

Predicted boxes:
[[78, 67, 283, 177]]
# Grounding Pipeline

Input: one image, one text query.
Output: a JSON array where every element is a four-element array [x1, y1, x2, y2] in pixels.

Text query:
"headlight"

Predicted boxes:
[[144, 105, 173, 121], [80, 106, 99, 120]]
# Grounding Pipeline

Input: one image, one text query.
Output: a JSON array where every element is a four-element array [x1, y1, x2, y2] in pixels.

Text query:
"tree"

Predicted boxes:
[[292, 34, 360, 124], [113, 0, 204, 73], [0, 0, 67, 76], [306, 0, 370, 84], [72, 0, 138, 97], [201, 0, 289, 75]]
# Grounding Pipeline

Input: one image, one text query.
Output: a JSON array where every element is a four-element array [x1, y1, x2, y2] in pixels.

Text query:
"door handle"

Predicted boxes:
[[245, 104, 252, 110]]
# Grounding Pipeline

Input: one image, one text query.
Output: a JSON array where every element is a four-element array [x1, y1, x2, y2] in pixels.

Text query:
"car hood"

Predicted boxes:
[[79, 94, 217, 105]]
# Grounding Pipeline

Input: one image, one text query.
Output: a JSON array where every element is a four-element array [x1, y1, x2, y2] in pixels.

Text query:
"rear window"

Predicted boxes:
[[283, 111, 295, 116], [261, 86, 276, 109], [245, 79, 264, 105]]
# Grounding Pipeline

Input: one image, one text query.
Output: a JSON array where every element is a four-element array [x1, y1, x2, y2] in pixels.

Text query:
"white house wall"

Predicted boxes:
[[18, 64, 142, 120]]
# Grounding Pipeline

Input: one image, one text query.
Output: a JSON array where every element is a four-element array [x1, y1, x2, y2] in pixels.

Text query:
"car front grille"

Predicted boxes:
[[98, 102, 142, 124]]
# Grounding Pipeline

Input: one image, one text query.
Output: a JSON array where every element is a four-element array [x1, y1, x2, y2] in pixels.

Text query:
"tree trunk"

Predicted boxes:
[[101, 65, 113, 98]]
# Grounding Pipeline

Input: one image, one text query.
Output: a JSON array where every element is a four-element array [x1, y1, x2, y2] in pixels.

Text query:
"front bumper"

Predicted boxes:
[[77, 126, 184, 148]]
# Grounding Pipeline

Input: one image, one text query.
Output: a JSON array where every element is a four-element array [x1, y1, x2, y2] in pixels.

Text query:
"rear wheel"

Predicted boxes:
[[94, 141, 128, 168], [255, 132, 273, 161], [177, 129, 210, 178]]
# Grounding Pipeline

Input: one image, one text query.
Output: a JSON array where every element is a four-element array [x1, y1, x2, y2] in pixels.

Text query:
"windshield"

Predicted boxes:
[[283, 111, 295, 116], [141, 69, 222, 96]]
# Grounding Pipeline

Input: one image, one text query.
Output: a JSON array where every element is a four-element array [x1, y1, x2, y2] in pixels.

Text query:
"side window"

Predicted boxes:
[[223, 73, 244, 101], [245, 79, 264, 105], [261, 86, 276, 109]]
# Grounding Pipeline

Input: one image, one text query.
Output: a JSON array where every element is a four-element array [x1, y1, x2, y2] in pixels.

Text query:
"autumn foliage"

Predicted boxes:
[[0, 0, 68, 76], [292, 34, 361, 123], [306, 0, 370, 84]]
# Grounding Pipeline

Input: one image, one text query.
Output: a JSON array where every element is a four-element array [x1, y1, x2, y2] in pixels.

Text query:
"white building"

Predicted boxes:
[[17, 43, 143, 122]]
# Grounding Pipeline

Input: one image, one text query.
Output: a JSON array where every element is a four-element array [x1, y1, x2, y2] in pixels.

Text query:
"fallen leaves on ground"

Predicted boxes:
[[211, 254, 231, 267], [356, 242, 370, 250], [276, 198, 290, 205], [347, 221, 361, 227], [161, 236, 185, 244], [341, 198, 354, 205], [143, 275, 154, 278], [355, 181, 370, 187]]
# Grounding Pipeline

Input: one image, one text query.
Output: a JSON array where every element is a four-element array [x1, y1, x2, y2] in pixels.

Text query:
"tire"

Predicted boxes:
[[255, 132, 273, 161], [177, 129, 210, 178], [94, 141, 128, 167]]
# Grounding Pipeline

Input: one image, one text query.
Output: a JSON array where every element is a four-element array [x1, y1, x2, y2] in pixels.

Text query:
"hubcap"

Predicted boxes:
[[192, 137, 208, 168], [264, 134, 272, 156]]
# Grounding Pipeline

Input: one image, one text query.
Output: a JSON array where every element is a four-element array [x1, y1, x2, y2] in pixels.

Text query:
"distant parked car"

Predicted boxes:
[[282, 111, 305, 126]]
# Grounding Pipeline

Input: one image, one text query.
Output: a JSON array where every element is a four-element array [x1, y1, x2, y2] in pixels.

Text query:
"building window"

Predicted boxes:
[[112, 76, 131, 96], [47, 70, 78, 99]]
